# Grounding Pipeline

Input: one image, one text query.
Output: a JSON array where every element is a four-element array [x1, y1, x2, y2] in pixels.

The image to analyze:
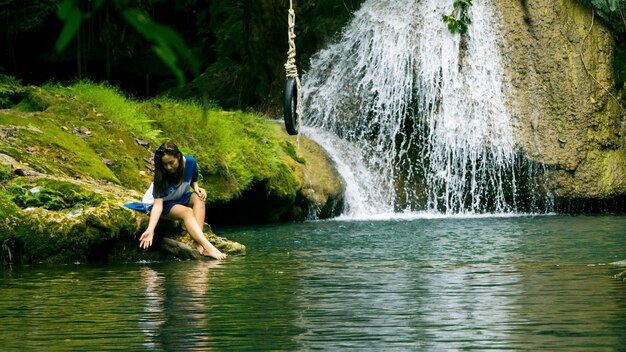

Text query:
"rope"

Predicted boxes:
[[284, 0, 302, 129]]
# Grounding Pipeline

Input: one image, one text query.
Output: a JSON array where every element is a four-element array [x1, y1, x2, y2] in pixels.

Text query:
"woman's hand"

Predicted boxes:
[[139, 230, 155, 249], [195, 187, 207, 202]]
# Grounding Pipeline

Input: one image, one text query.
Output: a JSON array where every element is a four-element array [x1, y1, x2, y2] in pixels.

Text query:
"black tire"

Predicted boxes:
[[283, 77, 299, 135]]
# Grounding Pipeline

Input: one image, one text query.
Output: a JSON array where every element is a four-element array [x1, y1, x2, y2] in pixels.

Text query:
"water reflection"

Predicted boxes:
[[511, 265, 624, 349], [137, 261, 222, 350], [290, 218, 525, 350], [418, 265, 522, 350], [139, 266, 165, 350], [0, 216, 624, 351]]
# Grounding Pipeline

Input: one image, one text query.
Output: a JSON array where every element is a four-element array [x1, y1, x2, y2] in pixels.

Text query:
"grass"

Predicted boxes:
[[6, 178, 104, 211], [1, 77, 300, 202], [45, 80, 162, 141], [142, 96, 298, 201]]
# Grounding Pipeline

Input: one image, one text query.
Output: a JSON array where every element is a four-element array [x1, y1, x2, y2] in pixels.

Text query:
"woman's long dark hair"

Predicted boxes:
[[153, 141, 184, 197]]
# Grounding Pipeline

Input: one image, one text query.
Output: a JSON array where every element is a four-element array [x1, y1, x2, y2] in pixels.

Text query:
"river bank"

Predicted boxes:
[[0, 78, 344, 264]]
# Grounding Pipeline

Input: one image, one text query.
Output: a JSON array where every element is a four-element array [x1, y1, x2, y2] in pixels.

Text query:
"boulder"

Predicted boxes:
[[0, 155, 245, 264]]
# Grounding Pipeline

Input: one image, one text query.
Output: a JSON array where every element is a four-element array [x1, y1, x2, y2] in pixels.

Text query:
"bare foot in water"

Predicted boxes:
[[197, 244, 228, 260]]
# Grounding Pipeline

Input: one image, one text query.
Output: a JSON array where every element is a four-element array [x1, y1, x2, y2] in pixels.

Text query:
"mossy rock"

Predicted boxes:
[[0, 174, 245, 264], [0, 80, 26, 109], [0, 164, 10, 182], [5, 177, 104, 211], [0, 180, 143, 264], [0, 80, 348, 264]]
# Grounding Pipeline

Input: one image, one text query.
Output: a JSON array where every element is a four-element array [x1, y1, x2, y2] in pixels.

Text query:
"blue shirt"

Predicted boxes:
[[142, 156, 198, 212]]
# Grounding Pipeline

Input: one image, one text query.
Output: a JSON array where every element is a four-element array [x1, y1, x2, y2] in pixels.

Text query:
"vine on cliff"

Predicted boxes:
[[442, 0, 473, 34], [579, 0, 625, 27]]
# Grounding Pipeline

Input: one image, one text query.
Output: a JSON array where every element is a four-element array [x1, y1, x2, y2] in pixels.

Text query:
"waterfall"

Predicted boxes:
[[302, 0, 548, 216]]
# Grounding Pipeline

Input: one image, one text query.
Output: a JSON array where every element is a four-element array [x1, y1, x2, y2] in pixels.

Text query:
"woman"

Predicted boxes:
[[139, 141, 227, 260]]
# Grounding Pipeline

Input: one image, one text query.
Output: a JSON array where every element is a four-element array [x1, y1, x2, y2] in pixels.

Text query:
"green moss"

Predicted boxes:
[[281, 141, 306, 164], [0, 82, 25, 109], [0, 81, 280, 263], [0, 81, 169, 190], [46, 81, 161, 140], [1, 79, 308, 222], [0, 164, 10, 181], [143, 97, 299, 202], [0, 80, 305, 206], [0, 112, 120, 181], [5, 178, 103, 211], [0, 195, 148, 264], [266, 162, 298, 199], [0, 194, 19, 219]]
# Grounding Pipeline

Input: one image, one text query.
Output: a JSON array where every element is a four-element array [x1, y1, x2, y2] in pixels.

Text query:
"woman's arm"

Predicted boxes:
[[139, 198, 164, 249], [192, 181, 207, 202]]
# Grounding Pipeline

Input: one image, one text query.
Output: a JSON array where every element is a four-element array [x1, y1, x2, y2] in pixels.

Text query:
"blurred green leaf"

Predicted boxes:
[[122, 8, 199, 85], [55, 0, 82, 52], [56, 2, 199, 86], [57, 0, 77, 19]]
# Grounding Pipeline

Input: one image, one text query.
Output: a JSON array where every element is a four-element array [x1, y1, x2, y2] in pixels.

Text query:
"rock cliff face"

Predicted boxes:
[[498, 0, 625, 204]]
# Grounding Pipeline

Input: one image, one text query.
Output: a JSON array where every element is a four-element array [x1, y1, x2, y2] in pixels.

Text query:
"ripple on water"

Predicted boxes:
[[1, 216, 625, 351]]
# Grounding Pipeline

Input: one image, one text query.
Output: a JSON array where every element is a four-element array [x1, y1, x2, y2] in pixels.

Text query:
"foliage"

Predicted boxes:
[[0, 0, 58, 34], [6, 178, 103, 211], [0, 75, 24, 109], [0, 164, 10, 182], [0, 75, 22, 85], [46, 80, 161, 140], [167, 0, 365, 111], [0, 85, 20, 109], [0, 80, 302, 200], [281, 141, 305, 164], [56, 0, 199, 86], [579, 0, 625, 27], [141, 96, 298, 201], [2, 0, 364, 111], [442, 0, 473, 34], [209, 1, 245, 68]]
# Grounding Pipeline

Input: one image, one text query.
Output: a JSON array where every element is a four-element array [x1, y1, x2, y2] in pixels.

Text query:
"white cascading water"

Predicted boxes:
[[302, 0, 542, 217]]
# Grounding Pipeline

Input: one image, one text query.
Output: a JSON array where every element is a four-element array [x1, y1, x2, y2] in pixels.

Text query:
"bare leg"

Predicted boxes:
[[166, 203, 227, 260], [188, 192, 206, 233], [187, 193, 213, 257]]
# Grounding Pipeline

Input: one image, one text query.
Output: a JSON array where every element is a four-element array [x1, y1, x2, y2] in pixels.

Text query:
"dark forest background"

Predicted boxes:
[[0, 0, 364, 114], [1, 0, 624, 114]]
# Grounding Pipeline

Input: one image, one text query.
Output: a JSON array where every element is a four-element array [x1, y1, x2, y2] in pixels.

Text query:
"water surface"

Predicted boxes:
[[1, 215, 625, 351]]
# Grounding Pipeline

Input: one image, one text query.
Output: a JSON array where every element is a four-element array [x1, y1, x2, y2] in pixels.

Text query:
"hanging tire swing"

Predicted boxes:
[[283, 0, 301, 135], [284, 77, 299, 135]]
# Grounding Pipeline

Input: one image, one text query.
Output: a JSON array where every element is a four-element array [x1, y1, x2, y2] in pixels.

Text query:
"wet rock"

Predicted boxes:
[[0, 175, 246, 264], [102, 158, 115, 167], [498, 0, 626, 202], [75, 126, 92, 136], [135, 138, 150, 147]]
